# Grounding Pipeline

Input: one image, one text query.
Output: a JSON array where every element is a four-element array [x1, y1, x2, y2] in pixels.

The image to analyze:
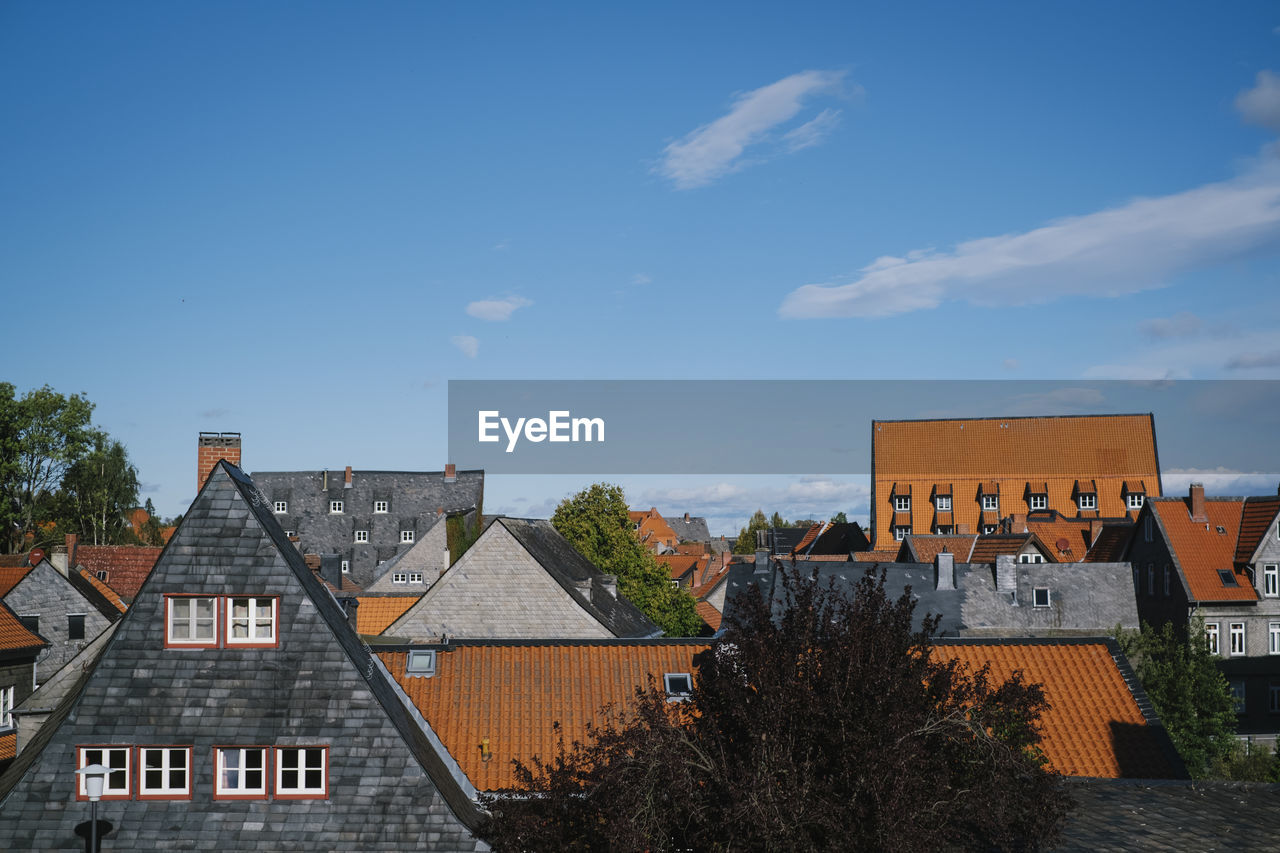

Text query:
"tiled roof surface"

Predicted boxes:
[[1235, 495, 1280, 564], [937, 641, 1177, 779], [0, 555, 27, 568], [0, 732, 15, 762], [1151, 498, 1255, 602], [1024, 516, 1093, 560], [0, 566, 34, 598], [655, 554, 708, 582], [902, 535, 976, 563], [968, 535, 1036, 564], [1085, 525, 1134, 563], [792, 522, 824, 554], [872, 415, 1160, 546], [379, 640, 711, 791], [358, 596, 421, 634], [72, 545, 162, 599], [852, 550, 901, 562], [0, 601, 46, 652], [629, 509, 678, 550], [691, 565, 730, 599], [696, 600, 722, 632], [74, 567, 127, 614]]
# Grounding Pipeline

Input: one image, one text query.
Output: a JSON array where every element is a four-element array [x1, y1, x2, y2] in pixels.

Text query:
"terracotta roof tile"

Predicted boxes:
[[74, 567, 127, 614], [357, 596, 421, 634], [1086, 525, 1134, 563], [696, 600, 722, 632], [968, 535, 1034, 564], [936, 640, 1177, 779], [379, 640, 711, 791], [1151, 498, 1255, 602], [0, 566, 34, 598], [655, 554, 706, 582], [1235, 496, 1280, 564], [0, 731, 14, 762], [73, 546, 162, 600], [803, 554, 853, 561], [0, 601, 46, 653], [853, 550, 900, 562], [629, 509, 678, 551], [793, 522, 824, 554], [902, 535, 976, 563]]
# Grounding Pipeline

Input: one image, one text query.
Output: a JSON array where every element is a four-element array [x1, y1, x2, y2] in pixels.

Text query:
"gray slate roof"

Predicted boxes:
[[667, 514, 711, 543], [0, 462, 483, 851]]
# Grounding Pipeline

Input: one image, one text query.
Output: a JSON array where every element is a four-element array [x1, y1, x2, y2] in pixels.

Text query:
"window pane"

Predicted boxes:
[[197, 599, 215, 620]]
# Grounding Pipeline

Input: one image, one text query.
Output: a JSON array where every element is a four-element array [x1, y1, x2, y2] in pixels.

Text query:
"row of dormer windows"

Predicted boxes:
[[891, 492, 1137, 514], [272, 500, 391, 515]]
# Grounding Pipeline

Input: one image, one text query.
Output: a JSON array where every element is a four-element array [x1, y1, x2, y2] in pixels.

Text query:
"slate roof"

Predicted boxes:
[[1149, 497, 1255, 602], [667, 513, 711, 543], [0, 462, 484, 850], [806, 522, 870, 556], [498, 518, 660, 638], [1235, 494, 1280, 564], [356, 595, 420, 634], [936, 639, 1183, 779], [0, 600, 47, 654], [72, 545, 162, 600], [377, 638, 711, 791], [770, 526, 813, 555]]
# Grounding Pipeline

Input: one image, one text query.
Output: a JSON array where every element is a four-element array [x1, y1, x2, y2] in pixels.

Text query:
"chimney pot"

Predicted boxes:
[[344, 466, 353, 488], [444, 463, 457, 482]]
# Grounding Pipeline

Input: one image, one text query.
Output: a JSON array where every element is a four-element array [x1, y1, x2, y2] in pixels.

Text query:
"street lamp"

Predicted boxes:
[[76, 763, 109, 852]]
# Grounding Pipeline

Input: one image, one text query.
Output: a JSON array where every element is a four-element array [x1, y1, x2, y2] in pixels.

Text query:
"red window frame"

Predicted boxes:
[[212, 745, 271, 800], [273, 746, 329, 800], [76, 745, 133, 801], [164, 595, 221, 649], [136, 745, 194, 801]]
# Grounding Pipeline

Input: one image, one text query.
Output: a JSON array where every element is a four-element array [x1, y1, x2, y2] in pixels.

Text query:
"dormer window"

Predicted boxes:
[[393, 572, 408, 584], [1018, 553, 1044, 564], [1077, 494, 1097, 511], [273, 501, 287, 514], [1127, 493, 1144, 510], [1032, 588, 1050, 608], [340, 560, 350, 574], [373, 500, 388, 513], [1029, 494, 1047, 511], [406, 649, 437, 676], [935, 496, 951, 512], [981, 525, 997, 535], [935, 525, 953, 535], [329, 500, 344, 514], [981, 495, 998, 512], [894, 526, 909, 541], [409, 572, 423, 583], [354, 530, 368, 543], [894, 495, 910, 512], [664, 672, 693, 700], [400, 530, 415, 544]]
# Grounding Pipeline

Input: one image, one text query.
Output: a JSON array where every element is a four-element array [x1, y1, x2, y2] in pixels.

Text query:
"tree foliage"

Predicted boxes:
[[479, 568, 1071, 852], [732, 509, 770, 554], [830, 511, 848, 524], [57, 434, 141, 546], [1116, 620, 1237, 778], [552, 483, 702, 636]]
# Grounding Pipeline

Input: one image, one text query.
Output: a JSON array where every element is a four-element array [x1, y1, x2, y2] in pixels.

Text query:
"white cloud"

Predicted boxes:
[[1162, 467, 1280, 496], [783, 108, 842, 152], [657, 70, 847, 189], [1140, 311, 1202, 338], [1237, 70, 1280, 132], [1082, 328, 1280, 378], [451, 335, 479, 358], [465, 296, 532, 322], [1226, 349, 1280, 370], [631, 273, 652, 286]]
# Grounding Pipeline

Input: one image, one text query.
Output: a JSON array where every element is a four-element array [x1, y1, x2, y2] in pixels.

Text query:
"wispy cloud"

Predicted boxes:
[[466, 296, 532, 322], [1226, 349, 1280, 370], [780, 72, 1280, 319], [451, 335, 479, 358], [631, 273, 652, 286], [657, 70, 848, 189], [1140, 311, 1201, 339], [1162, 467, 1279, 496], [200, 408, 229, 419]]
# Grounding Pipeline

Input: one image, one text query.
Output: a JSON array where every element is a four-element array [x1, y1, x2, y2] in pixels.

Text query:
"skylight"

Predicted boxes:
[[1218, 569, 1239, 587], [664, 672, 692, 700], [406, 650, 437, 677]]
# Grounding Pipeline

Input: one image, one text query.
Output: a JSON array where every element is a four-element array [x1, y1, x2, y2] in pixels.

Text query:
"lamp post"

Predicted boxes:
[[76, 763, 109, 853]]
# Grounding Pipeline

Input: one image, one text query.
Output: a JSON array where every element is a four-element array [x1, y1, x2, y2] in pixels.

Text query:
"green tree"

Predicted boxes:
[[137, 497, 167, 547], [479, 567, 1070, 851], [830, 511, 849, 524], [1116, 620, 1237, 778], [58, 434, 141, 546], [769, 511, 789, 529], [552, 483, 701, 636], [732, 509, 770, 554]]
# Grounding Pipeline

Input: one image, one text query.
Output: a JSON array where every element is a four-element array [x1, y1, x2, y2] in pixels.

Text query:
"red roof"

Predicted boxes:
[[1151, 498, 1254, 602], [0, 565, 34, 598], [75, 567, 128, 614], [1236, 496, 1280, 565], [0, 602, 46, 653], [696, 600, 722, 632], [73, 546, 163, 600], [655, 554, 708, 582]]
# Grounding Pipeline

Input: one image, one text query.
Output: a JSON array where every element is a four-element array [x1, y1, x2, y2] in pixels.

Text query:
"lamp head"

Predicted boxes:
[[76, 763, 110, 801]]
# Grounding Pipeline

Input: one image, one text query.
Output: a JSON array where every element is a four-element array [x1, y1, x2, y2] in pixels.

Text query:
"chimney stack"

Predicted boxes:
[[320, 555, 343, 591], [1010, 513, 1026, 533], [995, 553, 1017, 595], [197, 432, 242, 492], [340, 597, 360, 633], [684, 512, 690, 522], [444, 464, 457, 482], [1189, 482, 1207, 523], [935, 551, 955, 590], [344, 466, 353, 489], [65, 533, 78, 571]]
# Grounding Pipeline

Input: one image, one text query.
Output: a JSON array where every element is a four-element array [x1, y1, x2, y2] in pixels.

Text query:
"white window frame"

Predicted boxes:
[[1230, 622, 1246, 656], [1019, 553, 1044, 564], [1078, 494, 1097, 510], [329, 500, 343, 514], [1028, 494, 1047, 511], [981, 495, 998, 512], [215, 747, 268, 798], [664, 672, 693, 700], [166, 596, 218, 646], [226, 597, 277, 646], [894, 496, 910, 512], [982, 525, 997, 535], [354, 530, 368, 543], [935, 496, 951, 512], [1205, 622, 1220, 656], [273, 501, 287, 514], [275, 747, 327, 797], [139, 746, 192, 799], [1265, 565, 1279, 598], [400, 530, 415, 544], [1127, 493, 1144, 511], [340, 560, 350, 574], [894, 526, 908, 541], [77, 746, 131, 798], [373, 500, 388, 513], [1270, 621, 1280, 656], [392, 572, 408, 584], [935, 525, 952, 535], [1032, 588, 1051, 608], [0, 685, 13, 729]]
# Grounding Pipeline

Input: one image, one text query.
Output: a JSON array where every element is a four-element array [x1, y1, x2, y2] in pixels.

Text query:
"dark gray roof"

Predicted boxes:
[[496, 518, 661, 639], [770, 526, 812, 555], [667, 514, 711, 543], [806, 522, 870, 556]]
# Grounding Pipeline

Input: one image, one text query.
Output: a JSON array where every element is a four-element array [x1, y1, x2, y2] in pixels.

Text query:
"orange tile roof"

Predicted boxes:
[[73, 546, 162, 600], [0, 565, 34, 598], [357, 596, 421, 634], [379, 640, 711, 791], [1024, 516, 1094, 560], [1151, 498, 1255, 602], [902, 535, 976, 563], [655, 554, 707, 582], [852, 550, 900, 562], [0, 602, 46, 653], [75, 567, 127, 614], [1235, 496, 1280, 564], [872, 415, 1160, 547], [691, 565, 730, 599], [696, 600, 722, 632], [0, 731, 15, 762], [629, 509, 678, 551], [968, 535, 1040, 564], [936, 640, 1177, 779], [792, 522, 824, 554]]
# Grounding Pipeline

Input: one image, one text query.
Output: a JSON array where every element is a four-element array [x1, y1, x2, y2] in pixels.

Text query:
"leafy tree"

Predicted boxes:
[[137, 498, 167, 547], [732, 509, 770, 554], [768, 510, 789, 529], [1116, 620, 1237, 778], [830, 511, 848, 524], [1207, 741, 1280, 782], [479, 568, 1071, 852], [552, 484, 701, 636], [57, 434, 140, 546]]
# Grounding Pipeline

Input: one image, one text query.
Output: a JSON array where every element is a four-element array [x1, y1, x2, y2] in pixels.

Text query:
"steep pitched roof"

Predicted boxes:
[[378, 639, 711, 791], [72, 545, 162, 600], [696, 600, 722, 632], [806, 522, 871, 556], [0, 565, 34, 598], [0, 599, 47, 654], [629, 508, 678, 551], [968, 534, 1044, 564], [1235, 495, 1280, 564], [667, 513, 711, 543], [1149, 497, 1254, 602], [1085, 525, 1134, 563], [936, 639, 1183, 779], [72, 566, 128, 614], [655, 554, 708, 583], [357, 596, 420, 634]]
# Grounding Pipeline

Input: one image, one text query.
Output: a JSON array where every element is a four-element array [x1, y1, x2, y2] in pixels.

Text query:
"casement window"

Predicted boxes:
[[1029, 494, 1047, 511], [894, 496, 910, 512], [981, 495, 998, 512], [68, 613, 86, 641], [1230, 681, 1246, 714], [329, 500, 344, 514], [138, 746, 192, 799], [273, 501, 287, 514], [1271, 684, 1280, 714], [1019, 553, 1044, 564], [1265, 565, 1279, 598], [215, 747, 268, 799], [0, 685, 14, 728], [935, 496, 951, 512], [1270, 621, 1280, 656], [275, 747, 327, 798], [1032, 588, 1051, 608], [392, 572, 408, 584], [354, 530, 368, 543], [77, 747, 131, 800], [664, 672, 693, 700], [1205, 622, 1220, 656], [1078, 494, 1097, 511], [96, 570, 108, 581], [1127, 493, 1145, 511], [166, 596, 219, 647], [373, 500, 388, 513], [340, 560, 349, 574], [894, 526, 909, 541], [400, 530, 415, 544], [409, 572, 423, 584], [1230, 622, 1246, 656], [227, 597, 277, 647], [935, 526, 953, 535]]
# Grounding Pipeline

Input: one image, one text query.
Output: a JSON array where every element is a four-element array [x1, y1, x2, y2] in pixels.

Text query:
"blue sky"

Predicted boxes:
[[4, 2, 1280, 534]]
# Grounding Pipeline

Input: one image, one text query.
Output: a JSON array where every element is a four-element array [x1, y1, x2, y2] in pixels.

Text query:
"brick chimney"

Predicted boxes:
[[344, 466, 353, 489], [1189, 482, 1207, 523], [444, 464, 456, 483], [1010, 513, 1026, 533], [198, 432, 242, 492], [65, 533, 78, 570]]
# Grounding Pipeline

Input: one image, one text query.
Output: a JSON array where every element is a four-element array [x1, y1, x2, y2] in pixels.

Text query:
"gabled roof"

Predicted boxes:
[[968, 534, 1047, 564], [900, 534, 976, 563], [629, 508, 677, 550], [0, 565, 33, 598], [1149, 497, 1254, 602], [667, 513, 711, 543], [1235, 495, 1280, 565], [655, 554, 708, 582], [936, 639, 1183, 779], [72, 545, 162, 600], [72, 566, 128, 614], [806, 522, 870, 556], [0, 599, 47, 654], [357, 595, 421, 634], [696, 600, 722, 632], [377, 639, 711, 791], [791, 522, 824, 554]]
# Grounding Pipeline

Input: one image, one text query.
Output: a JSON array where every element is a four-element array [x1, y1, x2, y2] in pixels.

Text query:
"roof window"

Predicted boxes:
[[1219, 569, 1239, 587], [664, 672, 693, 700], [406, 650, 437, 677]]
